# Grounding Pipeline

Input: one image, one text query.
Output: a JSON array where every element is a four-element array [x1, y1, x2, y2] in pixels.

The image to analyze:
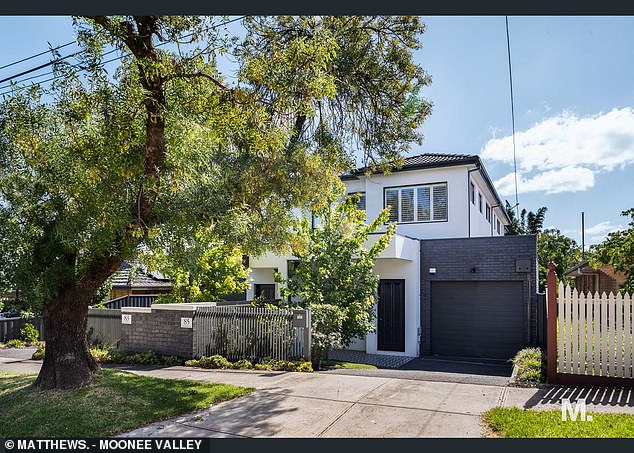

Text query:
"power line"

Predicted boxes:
[[0, 16, 247, 97], [505, 16, 520, 219], [0, 40, 75, 71]]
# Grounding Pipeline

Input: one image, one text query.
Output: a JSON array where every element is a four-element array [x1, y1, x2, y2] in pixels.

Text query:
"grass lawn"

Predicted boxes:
[[0, 369, 253, 437], [484, 407, 634, 438], [321, 360, 378, 370]]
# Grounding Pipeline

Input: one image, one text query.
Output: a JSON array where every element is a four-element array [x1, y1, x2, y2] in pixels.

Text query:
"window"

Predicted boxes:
[[496, 219, 501, 234], [385, 183, 448, 223], [347, 192, 366, 211], [485, 203, 491, 223], [470, 182, 475, 204], [478, 193, 483, 213]]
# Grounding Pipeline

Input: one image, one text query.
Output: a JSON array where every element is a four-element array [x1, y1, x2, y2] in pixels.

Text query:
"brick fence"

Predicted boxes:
[[120, 304, 200, 357]]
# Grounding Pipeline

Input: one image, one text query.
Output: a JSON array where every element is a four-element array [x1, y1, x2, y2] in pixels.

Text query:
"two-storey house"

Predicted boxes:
[[245, 153, 538, 361]]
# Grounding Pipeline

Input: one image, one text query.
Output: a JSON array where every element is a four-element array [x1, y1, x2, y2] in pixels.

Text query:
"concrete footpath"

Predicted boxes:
[[1, 350, 633, 438]]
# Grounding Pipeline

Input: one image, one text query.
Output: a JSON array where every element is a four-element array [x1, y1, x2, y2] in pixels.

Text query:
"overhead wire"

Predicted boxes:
[[0, 16, 247, 97], [505, 16, 520, 219]]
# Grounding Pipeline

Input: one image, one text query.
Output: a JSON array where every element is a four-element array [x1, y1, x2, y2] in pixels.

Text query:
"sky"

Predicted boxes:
[[0, 16, 632, 248]]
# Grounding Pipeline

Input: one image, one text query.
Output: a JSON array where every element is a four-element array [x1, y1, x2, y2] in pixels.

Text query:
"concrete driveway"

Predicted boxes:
[[118, 367, 502, 437]]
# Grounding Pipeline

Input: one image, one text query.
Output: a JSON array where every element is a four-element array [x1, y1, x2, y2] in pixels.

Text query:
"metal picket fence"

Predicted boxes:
[[194, 305, 310, 362]]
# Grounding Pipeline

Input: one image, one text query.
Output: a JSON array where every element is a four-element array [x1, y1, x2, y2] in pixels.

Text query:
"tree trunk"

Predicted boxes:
[[35, 291, 97, 390], [35, 256, 122, 390]]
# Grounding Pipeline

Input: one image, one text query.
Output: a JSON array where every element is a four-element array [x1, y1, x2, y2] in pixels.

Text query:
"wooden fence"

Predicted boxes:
[[556, 283, 633, 379], [194, 305, 310, 362], [547, 261, 634, 386], [0, 316, 44, 343], [1, 310, 121, 347], [86, 308, 122, 348]]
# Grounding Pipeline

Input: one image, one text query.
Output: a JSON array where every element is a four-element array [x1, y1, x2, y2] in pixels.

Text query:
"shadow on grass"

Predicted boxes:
[[0, 369, 252, 438]]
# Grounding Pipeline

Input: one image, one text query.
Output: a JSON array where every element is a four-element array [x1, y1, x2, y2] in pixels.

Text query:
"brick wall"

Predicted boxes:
[[419, 235, 538, 355], [120, 306, 195, 358]]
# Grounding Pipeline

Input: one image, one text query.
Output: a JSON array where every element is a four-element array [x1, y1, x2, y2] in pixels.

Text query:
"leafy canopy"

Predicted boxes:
[[537, 228, 580, 291], [590, 208, 634, 294], [0, 16, 431, 310]]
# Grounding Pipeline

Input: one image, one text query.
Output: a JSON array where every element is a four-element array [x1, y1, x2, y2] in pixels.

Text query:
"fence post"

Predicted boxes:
[[303, 309, 312, 363], [547, 261, 558, 384]]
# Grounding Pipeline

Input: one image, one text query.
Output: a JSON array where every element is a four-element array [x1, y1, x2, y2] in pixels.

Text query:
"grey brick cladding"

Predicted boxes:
[[120, 308, 194, 358], [419, 235, 538, 355]]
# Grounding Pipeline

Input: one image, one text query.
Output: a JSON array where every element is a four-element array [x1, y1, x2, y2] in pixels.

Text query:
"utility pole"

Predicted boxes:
[[581, 211, 585, 261]]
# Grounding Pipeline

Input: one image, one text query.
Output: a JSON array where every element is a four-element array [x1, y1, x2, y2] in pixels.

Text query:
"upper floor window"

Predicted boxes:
[[485, 203, 491, 223], [478, 193, 483, 213], [385, 183, 448, 223], [347, 192, 366, 211], [496, 218, 501, 234], [470, 182, 475, 205]]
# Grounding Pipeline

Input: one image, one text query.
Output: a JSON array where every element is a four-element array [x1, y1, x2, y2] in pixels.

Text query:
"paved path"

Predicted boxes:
[[1, 350, 633, 438]]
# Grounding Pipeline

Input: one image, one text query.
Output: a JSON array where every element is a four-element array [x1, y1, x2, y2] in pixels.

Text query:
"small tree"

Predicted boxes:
[[142, 227, 249, 303], [505, 202, 547, 235], [277, 191, 395, 368], [591, 208, 634, 294], [537, 228, 580, 291]]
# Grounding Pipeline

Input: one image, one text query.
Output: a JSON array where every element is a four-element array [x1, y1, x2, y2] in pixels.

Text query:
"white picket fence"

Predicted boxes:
[[557, 283, 633, 378]]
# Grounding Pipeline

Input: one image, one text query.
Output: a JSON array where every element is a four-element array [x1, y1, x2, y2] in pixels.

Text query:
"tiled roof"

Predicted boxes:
[[111, 262, 172, 289], [342, 153, 479, 178]]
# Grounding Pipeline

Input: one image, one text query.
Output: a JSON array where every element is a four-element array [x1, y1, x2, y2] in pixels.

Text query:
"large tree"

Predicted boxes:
[[591, 208, 634, 294], [0, 16, 431, 388]]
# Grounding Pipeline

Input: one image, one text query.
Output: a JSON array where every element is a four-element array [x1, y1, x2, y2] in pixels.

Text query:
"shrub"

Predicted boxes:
[[20, 323, 39, 345], [31, 342, 46, 360], [198, 355, 233, 369], [232, 359, 253, 370], [5, 339, 25, 348], [185, 359, 200, 367], [511, 347, 546, 385], [89, 346, 113, 363]]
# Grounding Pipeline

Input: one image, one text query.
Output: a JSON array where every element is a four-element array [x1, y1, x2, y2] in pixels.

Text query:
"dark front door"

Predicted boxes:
[[255, 284, 276, 301], [378, 279, 405, 352]]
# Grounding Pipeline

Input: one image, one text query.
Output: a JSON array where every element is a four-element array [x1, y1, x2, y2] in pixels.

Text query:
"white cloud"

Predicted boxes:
[[493, 166, 594, 196], [585, 220, 624, 244], [481, 107, 634, 194]]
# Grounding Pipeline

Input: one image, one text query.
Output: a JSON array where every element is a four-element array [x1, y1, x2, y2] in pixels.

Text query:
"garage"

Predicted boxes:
[[430, 280, 525, 360]]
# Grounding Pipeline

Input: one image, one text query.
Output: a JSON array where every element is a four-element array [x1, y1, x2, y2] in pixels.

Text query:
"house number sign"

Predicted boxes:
[[181, 317, 193, 329], [121, 314, 132, 325]]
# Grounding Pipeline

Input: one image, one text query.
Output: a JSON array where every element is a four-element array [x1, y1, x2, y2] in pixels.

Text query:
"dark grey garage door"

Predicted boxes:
[[431, 281, 525, 360]]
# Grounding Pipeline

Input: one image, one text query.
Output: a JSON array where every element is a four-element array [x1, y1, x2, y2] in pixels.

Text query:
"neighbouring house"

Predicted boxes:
[[564, 260, 627, 295], [243, 153, 539, 361], [109, 261, 173, 299]]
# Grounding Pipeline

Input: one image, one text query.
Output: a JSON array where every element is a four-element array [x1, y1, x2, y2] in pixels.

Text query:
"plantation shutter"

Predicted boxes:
[[401, 188, 414, 222], [432, 184, 448, 221], [386, 189, 399, 222], [417, 186, 431, 221]]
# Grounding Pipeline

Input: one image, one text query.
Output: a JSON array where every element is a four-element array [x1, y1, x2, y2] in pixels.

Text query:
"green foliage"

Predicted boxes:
[[505, 203, 547, 235], [145, 228, 249, 304], [537, 229, 580, 291], [591, 208, 634, 294], [184, 355, 312, 372], [276, 189, 395, 367], [19, 323, 39, 345], [31, 342, 46, 360], [0, 16, 430, 319], [90, 276, 113, 307], [231, 359, 253, 370], [253, 357, 313, 372], [5, 339, 25, 348], [511, 347, 545, 385]]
